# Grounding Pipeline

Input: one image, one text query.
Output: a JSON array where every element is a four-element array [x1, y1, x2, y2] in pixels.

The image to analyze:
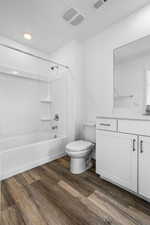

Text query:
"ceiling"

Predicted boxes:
[[0, 0, 149, 54]]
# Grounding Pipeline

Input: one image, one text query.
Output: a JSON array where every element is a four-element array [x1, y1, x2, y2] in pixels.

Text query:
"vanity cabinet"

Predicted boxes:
[[96, 117, 150, 202], [96, 131, 137, 192]]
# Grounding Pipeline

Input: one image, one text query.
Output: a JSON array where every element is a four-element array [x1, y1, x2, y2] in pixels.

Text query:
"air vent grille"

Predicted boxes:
[[63, 8, 78, 21], [63, 0, 108, 26], [63, 8, 84, 26], [70, 15, 84, 26]]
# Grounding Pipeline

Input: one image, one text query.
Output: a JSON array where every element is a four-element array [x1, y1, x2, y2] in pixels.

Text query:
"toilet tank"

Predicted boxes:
[[82, 122, 96, 143]]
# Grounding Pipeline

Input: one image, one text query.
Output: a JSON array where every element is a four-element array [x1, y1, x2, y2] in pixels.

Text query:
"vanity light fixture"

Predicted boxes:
[[24, 33, 32, 40]]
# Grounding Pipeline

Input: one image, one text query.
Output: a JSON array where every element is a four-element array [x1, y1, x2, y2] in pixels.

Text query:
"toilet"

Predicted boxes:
[[66, 123, 95, 174]]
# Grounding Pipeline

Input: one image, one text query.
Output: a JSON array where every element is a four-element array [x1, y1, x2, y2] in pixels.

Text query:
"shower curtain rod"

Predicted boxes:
[[0, 43, 69, 69]]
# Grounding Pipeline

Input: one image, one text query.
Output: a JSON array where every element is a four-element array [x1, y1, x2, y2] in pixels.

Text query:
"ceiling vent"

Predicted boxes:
[[63, 8, 78, 21], [70, 14, 84, 26], [63, 8, 84, 26], [94, 0, 108, 9]]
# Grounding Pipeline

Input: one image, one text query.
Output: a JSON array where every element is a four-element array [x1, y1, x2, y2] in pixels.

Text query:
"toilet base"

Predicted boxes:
[[70, 157, 92, 174]]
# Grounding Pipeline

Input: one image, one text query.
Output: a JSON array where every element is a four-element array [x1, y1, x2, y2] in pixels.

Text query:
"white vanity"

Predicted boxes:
[[96, 35, 150, 202], [96, 116, 150, 202]]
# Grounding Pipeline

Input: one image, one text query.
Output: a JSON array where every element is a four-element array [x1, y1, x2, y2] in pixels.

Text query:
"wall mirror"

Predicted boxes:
[[114, 35, 150, 115]]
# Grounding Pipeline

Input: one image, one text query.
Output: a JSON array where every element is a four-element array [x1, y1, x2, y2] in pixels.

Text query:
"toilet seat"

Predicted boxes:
[[66, 140, 93, 152]]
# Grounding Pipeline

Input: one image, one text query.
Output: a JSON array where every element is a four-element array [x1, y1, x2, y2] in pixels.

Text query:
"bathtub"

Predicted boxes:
[[0, 132, 67, 180]]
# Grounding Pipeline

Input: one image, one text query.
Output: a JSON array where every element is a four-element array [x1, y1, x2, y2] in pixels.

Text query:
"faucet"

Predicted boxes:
[[51, 125, 58, 130]]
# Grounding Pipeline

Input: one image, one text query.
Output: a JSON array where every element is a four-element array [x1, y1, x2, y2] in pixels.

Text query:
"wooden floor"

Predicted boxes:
[[1, 157, 150, 225]]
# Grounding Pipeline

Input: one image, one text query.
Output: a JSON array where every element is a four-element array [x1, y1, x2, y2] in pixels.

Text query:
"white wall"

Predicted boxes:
[[50, 40, 84, 140], [84, 4, 150, 122]]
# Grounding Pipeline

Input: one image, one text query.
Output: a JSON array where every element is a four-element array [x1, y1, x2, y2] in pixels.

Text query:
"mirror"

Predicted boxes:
[[114, 35, 150, 115]]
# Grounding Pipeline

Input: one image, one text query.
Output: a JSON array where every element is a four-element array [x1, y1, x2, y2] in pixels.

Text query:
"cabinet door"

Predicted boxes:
[[139, 136, 150, 200], [96, 130, 137, 192]]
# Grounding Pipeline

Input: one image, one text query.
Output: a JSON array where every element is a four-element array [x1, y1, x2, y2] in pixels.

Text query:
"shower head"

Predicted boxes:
[[50, 65, 59, 71]]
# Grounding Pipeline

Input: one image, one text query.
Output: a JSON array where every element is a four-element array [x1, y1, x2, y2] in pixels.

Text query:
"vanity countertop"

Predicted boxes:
[[96, 112, 150, 121]]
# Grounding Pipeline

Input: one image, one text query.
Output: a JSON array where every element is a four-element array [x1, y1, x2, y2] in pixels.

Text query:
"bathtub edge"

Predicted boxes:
[[1, 152, 66, 181]]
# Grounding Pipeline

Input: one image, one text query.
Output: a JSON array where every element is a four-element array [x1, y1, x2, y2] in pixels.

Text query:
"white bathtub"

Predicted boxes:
[[0, 132, 67, 180]]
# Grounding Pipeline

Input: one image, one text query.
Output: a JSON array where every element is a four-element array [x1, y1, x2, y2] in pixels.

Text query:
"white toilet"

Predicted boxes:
[[66, 124, 95, 174]]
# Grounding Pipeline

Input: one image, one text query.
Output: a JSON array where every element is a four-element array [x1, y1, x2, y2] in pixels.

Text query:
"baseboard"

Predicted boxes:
[[1, 152, 65, 181]]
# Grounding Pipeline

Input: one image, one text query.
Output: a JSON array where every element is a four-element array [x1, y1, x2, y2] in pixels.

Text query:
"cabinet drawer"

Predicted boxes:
[[118, 120, 150, 136], [96, 118, 117, 131]]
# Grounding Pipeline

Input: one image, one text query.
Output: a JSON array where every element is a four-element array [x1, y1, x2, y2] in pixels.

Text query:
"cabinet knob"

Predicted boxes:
[[140, 140, 144, 153]]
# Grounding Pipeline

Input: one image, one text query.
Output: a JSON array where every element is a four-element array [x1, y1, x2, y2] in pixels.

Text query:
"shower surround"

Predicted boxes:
[[0, 43, 70, 181]]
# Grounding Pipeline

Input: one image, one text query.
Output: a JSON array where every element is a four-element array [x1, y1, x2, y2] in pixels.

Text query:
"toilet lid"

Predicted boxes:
[[66, 140, 93, 152]]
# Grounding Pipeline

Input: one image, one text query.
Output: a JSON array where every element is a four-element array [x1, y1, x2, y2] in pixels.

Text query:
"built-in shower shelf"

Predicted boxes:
[[40, 117, 52, 121]]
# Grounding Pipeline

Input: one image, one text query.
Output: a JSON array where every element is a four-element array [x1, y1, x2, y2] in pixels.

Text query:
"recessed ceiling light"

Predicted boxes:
[[24, 33, 32, 40], [12, 71, 19, 75]]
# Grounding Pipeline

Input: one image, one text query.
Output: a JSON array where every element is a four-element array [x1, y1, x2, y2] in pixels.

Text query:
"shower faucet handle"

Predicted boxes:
[[51, 125, 58, 130], [54, 113, 59, 121]]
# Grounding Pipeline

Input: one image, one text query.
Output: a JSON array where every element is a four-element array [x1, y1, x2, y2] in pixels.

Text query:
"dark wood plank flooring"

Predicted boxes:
[[0, 157, 150, 225]]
